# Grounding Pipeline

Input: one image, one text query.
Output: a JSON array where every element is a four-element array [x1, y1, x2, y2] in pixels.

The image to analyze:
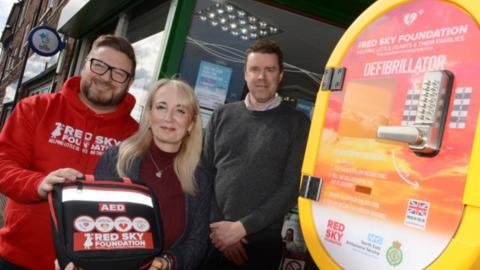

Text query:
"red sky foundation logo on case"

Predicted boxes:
[[324, 219, 345, 246], [73, 216, 153, 251]]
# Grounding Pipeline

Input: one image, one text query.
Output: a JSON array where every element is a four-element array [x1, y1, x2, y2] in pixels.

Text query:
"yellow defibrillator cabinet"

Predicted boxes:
[[298, 0, 480, 269]]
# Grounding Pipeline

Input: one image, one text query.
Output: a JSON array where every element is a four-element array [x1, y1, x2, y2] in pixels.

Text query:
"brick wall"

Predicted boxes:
[[0, 0, 73, 227]]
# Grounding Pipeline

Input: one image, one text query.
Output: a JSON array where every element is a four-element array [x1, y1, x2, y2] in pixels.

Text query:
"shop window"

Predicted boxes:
[[129, 32, 164, 121], [178, 0, 344, 125], [126, 0, 169, 43], [72, 0, 170, 121], [126, 0, 170, 121], [29, 85, 51, 96]]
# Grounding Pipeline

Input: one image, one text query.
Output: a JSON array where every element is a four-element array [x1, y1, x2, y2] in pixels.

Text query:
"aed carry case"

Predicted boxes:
[[48, 175, 163, 270]]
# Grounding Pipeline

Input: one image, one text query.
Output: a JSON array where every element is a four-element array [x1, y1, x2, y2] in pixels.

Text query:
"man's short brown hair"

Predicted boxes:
[[245, 39, 284, 72], [91, 35, 137, 77]]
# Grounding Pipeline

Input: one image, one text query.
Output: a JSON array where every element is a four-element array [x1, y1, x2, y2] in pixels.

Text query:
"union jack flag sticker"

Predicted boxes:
[[408, 199, 429, 216], [404, 199, 430, 229]]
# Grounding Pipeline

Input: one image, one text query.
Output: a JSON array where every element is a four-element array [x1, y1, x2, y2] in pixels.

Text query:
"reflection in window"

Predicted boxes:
[[2, 80, 18, 104], [24, 53, 59, 82], [125, 0, 169, 121], [130, 32, 163, 121]]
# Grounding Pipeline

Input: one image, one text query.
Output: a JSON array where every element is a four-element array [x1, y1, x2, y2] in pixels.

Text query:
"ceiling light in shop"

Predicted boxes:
[[195, 2, 281, 40]]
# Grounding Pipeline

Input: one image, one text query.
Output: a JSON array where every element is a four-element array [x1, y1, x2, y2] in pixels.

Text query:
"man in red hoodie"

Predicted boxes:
[[0, 35, 139, 270]]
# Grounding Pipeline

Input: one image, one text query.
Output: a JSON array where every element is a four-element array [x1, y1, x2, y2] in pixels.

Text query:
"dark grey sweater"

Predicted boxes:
[[202, 101, 310, 235]]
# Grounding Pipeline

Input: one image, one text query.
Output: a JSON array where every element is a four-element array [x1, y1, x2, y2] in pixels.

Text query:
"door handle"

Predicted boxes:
[[377, 126, 423, 145], [377, 71, 453, 156]]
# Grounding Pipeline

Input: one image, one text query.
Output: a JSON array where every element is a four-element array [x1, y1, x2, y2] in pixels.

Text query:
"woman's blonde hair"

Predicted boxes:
[[116, 79, 202, 195]]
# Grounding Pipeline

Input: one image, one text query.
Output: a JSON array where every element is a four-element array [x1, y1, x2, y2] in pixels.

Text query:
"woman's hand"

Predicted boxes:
[[54, 260, 77, 270], [149, 257, 169, 270]]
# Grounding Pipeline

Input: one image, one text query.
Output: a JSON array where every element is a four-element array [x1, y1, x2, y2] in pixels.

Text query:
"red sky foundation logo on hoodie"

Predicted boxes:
[[48, 122, 121, 156]]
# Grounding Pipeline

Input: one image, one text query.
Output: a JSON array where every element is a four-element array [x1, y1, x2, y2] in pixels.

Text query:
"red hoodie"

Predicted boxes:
[[0, 76, 138, 270]]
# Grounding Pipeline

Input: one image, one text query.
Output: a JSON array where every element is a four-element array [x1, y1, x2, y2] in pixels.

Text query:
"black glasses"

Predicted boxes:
[[88, 58, 131, 83]]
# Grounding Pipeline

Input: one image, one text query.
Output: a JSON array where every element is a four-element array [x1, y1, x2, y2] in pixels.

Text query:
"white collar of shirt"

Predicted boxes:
[[244, 93, 282, 111]]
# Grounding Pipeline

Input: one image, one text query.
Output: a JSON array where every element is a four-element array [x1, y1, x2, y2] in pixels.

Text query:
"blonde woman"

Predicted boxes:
[[95, 79, 210, 270]]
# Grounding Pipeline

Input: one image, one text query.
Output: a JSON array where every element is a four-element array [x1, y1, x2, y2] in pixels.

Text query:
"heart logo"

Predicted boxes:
[[74, 216, 95, 232], [119, 223, 128, 230], [132, 217, 150, 232], [403, 13, 417, 26]]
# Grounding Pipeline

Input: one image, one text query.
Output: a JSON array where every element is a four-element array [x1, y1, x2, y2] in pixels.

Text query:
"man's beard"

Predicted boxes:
[[80, 77, 127, 107]]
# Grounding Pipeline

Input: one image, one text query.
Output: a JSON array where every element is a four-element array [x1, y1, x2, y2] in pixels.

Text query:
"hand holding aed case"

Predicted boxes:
[[48, 175, 164, 270]]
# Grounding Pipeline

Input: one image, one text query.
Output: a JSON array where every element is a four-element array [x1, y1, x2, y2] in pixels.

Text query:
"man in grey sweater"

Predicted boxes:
[[201, 39, 310, 269]]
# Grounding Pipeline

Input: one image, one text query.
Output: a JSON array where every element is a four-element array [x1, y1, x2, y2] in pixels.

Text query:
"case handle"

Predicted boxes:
[[80, 175, 132, 184]]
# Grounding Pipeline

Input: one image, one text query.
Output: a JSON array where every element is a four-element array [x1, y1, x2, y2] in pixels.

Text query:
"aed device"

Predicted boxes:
[[298, 0, 480, 269]]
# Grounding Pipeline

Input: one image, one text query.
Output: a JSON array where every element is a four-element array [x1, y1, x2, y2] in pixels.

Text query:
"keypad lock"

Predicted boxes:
[[377, 71, 453, 156]]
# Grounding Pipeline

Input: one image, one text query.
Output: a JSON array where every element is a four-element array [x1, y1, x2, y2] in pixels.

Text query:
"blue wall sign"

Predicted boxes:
[[28, 25, 65, 56]]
